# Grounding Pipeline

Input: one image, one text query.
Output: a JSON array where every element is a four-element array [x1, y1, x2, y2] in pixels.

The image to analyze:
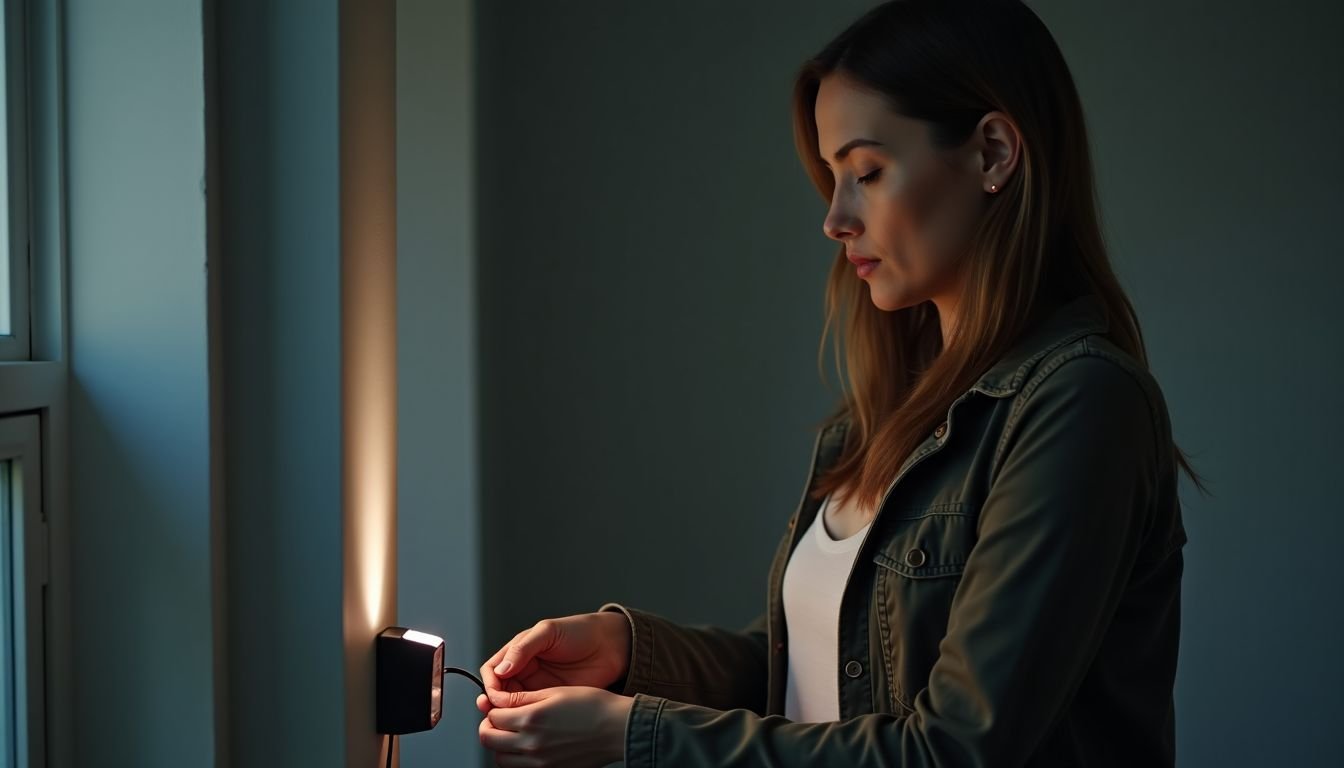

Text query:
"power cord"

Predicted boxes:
[[444, 665, 486, 695], [385, 733, 395, 768]]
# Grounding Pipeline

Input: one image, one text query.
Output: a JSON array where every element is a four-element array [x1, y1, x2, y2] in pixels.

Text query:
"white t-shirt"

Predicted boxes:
[[782, 491, 872, 723]]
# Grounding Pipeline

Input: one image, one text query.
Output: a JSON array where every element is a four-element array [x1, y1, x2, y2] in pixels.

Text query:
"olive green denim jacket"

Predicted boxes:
[[598, 293, 1187, 767]]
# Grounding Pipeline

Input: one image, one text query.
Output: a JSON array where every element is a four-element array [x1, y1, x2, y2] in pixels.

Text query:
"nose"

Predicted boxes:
[[822, 199, 861, 242]]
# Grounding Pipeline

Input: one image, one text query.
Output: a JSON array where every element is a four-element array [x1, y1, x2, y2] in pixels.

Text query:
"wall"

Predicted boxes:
[[396, 0, 483, 763], [216, 1, 398, 765], [215, 2, 344, 762], [65, 0, 401, 764], [474, 0, 874, 725], [65, 1, 214, 764], [1029, 0, 1344, 763]]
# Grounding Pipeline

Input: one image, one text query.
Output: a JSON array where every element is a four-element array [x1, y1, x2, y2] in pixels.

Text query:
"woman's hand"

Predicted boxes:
[[476, 685, 634, 767], [479, 612, 632, 694]]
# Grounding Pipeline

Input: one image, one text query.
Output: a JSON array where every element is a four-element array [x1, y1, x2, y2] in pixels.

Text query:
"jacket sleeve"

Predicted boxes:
[[597, 602, 770, 715], [620, 354, 1161, 767]]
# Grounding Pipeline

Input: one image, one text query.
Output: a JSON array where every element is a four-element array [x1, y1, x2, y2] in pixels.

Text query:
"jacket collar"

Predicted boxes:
[[969, 292, 1110, 397], [826, 293, 1111, 441], [815, 294, 1110, 474]]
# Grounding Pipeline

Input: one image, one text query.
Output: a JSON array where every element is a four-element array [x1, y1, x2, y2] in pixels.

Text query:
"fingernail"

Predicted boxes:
[[495, 660, 513, 676]]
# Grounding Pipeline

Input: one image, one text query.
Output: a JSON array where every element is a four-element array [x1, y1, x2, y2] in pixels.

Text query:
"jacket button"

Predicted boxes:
[[775, 642, 784, 653], [844, 660, 863, 678], [934, 422, 948, 440], [905, 548, 927, 568]]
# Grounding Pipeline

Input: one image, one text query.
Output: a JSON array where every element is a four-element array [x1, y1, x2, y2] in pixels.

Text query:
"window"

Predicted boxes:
[[0, 0, 9, 337], [0, 0, 29, 360], [0, 415, 42, 768], [0, 0, 64, 764]]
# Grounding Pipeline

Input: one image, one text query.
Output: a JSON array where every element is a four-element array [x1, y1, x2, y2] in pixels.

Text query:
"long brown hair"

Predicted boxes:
[[791, 0, 1209, 511]]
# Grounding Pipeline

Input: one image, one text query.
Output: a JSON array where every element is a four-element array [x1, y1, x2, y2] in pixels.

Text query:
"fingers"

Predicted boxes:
[[481, 696, 543, 730], [479, 713, 528, 755], [495, 619, 557, 678], [480, 628, 527, 691], [483, 677, 524, 713], [476, 689, 527, 714], [482, 620, 557, 688], [484, 687, 543, 713]]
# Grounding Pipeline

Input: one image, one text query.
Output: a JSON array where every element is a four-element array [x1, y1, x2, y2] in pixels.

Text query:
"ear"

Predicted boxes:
[[971, 110, 1022, 193]]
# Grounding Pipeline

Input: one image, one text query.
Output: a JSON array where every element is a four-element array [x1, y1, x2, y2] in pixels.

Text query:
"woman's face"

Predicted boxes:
[[814, 74, 1004, 314]]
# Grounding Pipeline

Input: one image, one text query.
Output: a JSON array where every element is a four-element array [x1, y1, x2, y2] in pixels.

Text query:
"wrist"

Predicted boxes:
[[605, 693, 634, 764], [602, 610, 634, 684]]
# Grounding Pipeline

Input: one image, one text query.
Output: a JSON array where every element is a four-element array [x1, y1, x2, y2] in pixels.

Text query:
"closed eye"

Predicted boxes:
[[857, 169, 882, 185]]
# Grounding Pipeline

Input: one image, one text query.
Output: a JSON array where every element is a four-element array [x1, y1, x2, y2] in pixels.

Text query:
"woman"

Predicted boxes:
[[476, 0, 1206, 765]]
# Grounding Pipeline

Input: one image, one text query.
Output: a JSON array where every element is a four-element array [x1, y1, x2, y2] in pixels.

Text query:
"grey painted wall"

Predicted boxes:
[[476, 0, 869, 652], [63, 0, 424, 765], [474, 6, 873, 767], [217, 1, 401, 765], [215, 2, 345, 762], [1029, 1, 1344, 763], [396, 0, 482, 764], [472, 1, 1342, 765], [65, 1, 214, 765]]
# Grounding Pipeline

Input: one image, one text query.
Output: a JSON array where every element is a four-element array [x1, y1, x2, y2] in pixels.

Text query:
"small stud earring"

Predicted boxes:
[[990, 184, 998, 193]]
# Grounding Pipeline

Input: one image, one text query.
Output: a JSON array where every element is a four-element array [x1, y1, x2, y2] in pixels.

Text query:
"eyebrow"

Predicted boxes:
[[821, 138, 885, 167]]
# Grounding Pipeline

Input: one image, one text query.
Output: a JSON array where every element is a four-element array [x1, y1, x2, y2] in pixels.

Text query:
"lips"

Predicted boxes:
[[847, 252, 880, 278]]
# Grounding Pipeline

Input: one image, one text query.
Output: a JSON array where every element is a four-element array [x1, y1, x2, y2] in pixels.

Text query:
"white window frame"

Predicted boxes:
[[0, 414, 43, 768]]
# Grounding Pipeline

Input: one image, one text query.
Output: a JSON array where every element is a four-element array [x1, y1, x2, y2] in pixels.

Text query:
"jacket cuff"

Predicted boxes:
[[597, 601, 657, 697], [623, 693, 667, 768]]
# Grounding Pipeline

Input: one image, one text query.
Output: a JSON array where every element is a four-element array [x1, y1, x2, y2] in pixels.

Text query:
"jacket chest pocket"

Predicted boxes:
[[871, 505, 975, 713]]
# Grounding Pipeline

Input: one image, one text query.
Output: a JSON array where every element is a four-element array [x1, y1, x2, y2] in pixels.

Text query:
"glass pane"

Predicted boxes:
[[0, 4, 10, 337]]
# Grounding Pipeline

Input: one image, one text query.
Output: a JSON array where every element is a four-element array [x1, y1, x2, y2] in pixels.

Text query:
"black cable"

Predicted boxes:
[[444, 666, 487, 696], [385, 733, 395, 768]]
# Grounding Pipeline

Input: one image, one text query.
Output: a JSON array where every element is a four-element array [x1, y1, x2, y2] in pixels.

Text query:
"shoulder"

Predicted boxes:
[[1019, 333, 1166, 420], [1004, 333, 1172, 467]]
